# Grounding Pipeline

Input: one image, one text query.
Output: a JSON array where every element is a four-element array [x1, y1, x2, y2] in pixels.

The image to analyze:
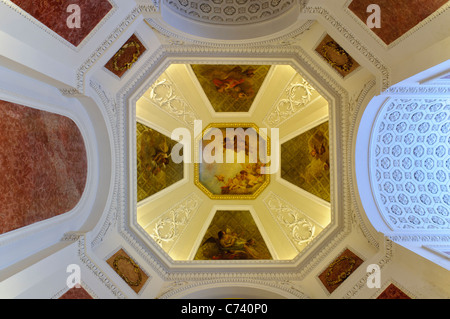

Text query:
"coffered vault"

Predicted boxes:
[[0, 0, 449, 299]]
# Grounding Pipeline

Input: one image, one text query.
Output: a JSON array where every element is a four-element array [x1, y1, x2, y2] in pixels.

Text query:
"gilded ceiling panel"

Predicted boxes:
[[315, 34, 359, 78], [281, 121, 330, 202], [194, 210, 272, 260], [318, 248, 364, 294], [191, 64, 271, 112], [136, 122, 183, 202]]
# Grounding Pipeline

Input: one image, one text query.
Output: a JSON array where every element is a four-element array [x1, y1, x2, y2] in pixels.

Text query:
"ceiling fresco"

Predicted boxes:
[[194, 210, 272, 260], [191, 64, 271, 112], [281, 121, 331, 202], [195, 123, 270, 200], [136, 63, 331, 262], [136, 122, 184, 202]]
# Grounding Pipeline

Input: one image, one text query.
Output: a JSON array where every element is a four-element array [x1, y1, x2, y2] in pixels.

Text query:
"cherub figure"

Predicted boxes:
[[217, 228, 259, 259]]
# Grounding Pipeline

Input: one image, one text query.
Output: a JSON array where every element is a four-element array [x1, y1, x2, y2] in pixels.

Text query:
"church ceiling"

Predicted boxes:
[[136, 63, 331, 262]]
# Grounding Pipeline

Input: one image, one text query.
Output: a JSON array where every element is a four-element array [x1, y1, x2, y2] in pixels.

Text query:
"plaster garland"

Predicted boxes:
[[263, 192, 316, 249], [263, 77, 317, 128], [147, 77, 199, 126], [147, 193, 202, 253]]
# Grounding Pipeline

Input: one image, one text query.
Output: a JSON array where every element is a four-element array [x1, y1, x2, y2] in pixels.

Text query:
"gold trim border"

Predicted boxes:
[[194, 122, 271, 200]]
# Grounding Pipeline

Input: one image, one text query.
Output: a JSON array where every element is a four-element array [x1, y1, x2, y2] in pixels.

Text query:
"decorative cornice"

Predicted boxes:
[[76, 4, 157, 93], [157, 277, 310, 299], [145, 18, 315, 48], [89, 79, 120, 249], [62, 232, 126, 298], [346, 78, 380, 249], [381, 85, 450, 96]]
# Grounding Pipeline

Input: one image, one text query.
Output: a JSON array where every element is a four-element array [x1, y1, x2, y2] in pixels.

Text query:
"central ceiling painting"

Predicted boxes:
[[195, 123, 270, 200], [191, 64, 271, 112]]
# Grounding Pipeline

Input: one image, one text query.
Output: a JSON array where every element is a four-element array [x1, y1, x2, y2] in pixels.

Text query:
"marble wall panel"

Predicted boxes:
[[0, 100, 87, 234]]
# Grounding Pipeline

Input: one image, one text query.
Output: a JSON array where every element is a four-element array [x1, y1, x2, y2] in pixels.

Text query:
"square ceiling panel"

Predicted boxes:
[[315, 34, 359, 77], [105, 34, 146, 78], [191, 64, 271, 112]]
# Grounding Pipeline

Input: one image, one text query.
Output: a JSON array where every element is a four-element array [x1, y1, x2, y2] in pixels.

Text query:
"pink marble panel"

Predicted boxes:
[[0, 100, 87, 234], [348, 0, 448, 45], [59, 286, 93, 299], [10, 0, 113, 47]]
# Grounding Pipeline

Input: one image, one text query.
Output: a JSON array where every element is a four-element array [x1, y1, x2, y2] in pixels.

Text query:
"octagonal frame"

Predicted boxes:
[[194, 122, 271, 200]]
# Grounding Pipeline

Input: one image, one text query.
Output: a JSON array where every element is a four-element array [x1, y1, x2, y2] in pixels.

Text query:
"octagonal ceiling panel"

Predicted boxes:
[[194, 210, 272, 260], [191, 64, 271, 112], [281, 121, 330, 202], [195, 123, 270, 199], [136, 122, 184, 202]]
